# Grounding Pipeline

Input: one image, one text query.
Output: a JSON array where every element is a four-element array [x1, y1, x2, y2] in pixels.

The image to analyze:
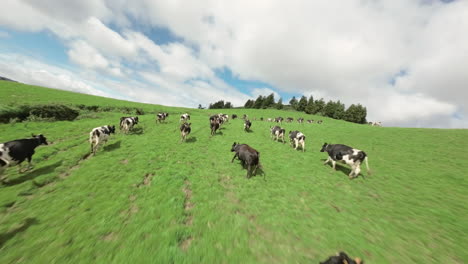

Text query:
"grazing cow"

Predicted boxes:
[[270, 126, 286, 143], [317, 120, 323, 124], [120, 116, 139, 133], [297, 117, 304, 123], [286, 117, 293, 123], [320, 143, 370, 179], [372, 122, 382, 127], [232, 114, 238, 119], [180, 113, 190, 123], [289, 130, 306, 152], [157, 112, 169, 123], [274, 117, 284, 124], [260, 117, 264, 121], [242, 114, 248, 120], [210, 119, 220, 136], [307, 119, 314, 124], [180, 122, 191, 142], [244, 120, 252, 132], [231, 142, 260, 178], [320, 252, 362, 264], [89, 125, 115, 154], [267, 118, 273, 122], [0, 134, 48, 180]]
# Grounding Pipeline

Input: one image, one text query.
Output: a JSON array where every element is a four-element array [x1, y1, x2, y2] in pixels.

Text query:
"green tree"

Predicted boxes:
[[276, 98, 284, 110], [244, 99, 254, 108], [297, 96, 308, 112], [253, 95, 264, 109], [289, 96, 298, 110], [262, 93, 275, 108], [345, 104, 367, 124], [305, 95, 315, 114], [324, 100, 336, 118], [224, 102, 233, 109], [332, 100, 346, 120], [314, 99, 325, 115]]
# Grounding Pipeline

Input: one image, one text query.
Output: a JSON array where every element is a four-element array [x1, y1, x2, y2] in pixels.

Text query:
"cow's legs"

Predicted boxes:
[[247, 164, 251, 178], [323, 157, 331, 165], [353, 164, 361, 178], [331, 160, 336, 170], [231, 153, 238, 163], [253, 164, 258, 176], [302, 141, 305, 152]]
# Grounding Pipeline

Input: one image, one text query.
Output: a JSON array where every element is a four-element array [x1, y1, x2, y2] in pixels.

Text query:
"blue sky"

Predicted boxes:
[[0, 0, 467, 128]]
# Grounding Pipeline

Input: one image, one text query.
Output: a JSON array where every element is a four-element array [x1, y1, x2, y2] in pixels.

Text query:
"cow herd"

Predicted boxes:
[[1, 111, 371, 182]]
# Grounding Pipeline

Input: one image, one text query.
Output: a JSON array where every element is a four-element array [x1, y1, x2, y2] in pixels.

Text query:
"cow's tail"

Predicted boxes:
[[364, 156, 371, 175]]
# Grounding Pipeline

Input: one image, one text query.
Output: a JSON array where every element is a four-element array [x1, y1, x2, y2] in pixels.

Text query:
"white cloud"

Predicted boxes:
[[250, 88, 280, 101], [0, 31, 10, 38], [1, 0, 468, 127]]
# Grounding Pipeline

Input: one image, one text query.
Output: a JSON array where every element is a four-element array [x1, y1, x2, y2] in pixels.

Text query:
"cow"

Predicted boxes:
[[0, 134, 48, 180], [260, 117, 264, 121], [320, 143, 370, 179], [232, 114, 238, 119], [297, 117, 304, 123], [270, 126, 286, 143], [244, 120, 252, 132], [289, 130, 306, 152], [89, 125, 116, 154], [286, 117, 293, 123], [120, 116, 139, 133], [180, 113, 190, 123], [274, 117, 283, 124], [180, 122, 191, 142], [307, 119, 314, 124], [320, 252, 362, 264], [242, 114, 248, 120], [372, 122, 382, 127], [157, 112, 169, 123], [267, 118, 273, 122], [210, 119, 220, 136], [317, 120, 323, 124], [231, 142, 260, 178]]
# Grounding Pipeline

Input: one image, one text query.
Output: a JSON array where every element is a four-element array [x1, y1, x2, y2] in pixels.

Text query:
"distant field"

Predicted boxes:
[[1, 81, 467, 263]]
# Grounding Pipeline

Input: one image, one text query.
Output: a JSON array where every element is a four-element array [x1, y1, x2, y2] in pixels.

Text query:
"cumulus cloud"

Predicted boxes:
[[1, 0, 467, 128]]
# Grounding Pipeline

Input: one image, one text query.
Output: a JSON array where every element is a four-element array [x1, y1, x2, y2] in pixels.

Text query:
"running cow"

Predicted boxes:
[[231, 142, 260, 178], [289, 130, 306, 152], [0, 134, 48, 180], [320, 143, 370, 179], [120, 116, 139, 133], [180, 113, 190, 123], [244, 120, 252, 132], [180, 122, 191, 142], [89, 125, 115, 154], [157, 112, 169, 123], [270, 126, 286, 143]]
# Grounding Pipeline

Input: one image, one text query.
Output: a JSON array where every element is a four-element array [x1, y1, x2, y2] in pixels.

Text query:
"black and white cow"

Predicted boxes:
[[0, 134, 48, 180], [317, 120, 323, 124], [180, 122, 191, 142], [180, 113, 190, 123], [297, 117, 304, 123], [274, 117, 284, 124], [244, 120, 252, 132], [89, 125, 116, 154], [270, 126, 286, 143], [242, 114, 248, 120], [231, 142, 260, 178], [286, 117, 293, 123], [307, 119, 314, 124], [320, 252, 362, 264], [320, 143, 370, 179], [120, 116, 139, 133], [157, 112, 169, 123], [289, 130, 306, 152]]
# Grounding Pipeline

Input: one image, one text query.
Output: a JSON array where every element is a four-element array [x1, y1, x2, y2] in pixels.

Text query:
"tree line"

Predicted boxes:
[[243, 93, 367, 124], [207, 100, 233, 109]]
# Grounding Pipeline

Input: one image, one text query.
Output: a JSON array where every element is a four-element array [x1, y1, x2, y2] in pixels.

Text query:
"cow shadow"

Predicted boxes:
[[0, 218, 38, 248], [2, 161, 63, 187], [130, 127, 144, 135], [185, 137, 197, 143], [321, 159, 352, 176], [244, 129, 254, 133], [103, 141, 121, 152]]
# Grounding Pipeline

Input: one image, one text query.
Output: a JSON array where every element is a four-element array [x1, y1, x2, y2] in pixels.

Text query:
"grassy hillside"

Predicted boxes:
[[1, 82, 467, 263]]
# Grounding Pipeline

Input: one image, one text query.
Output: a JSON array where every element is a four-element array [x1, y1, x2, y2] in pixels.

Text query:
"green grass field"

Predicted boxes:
[[1, 81, 467, 263]]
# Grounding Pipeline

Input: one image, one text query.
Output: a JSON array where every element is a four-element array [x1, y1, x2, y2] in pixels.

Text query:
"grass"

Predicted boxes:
[[1, 81, 467, 263]]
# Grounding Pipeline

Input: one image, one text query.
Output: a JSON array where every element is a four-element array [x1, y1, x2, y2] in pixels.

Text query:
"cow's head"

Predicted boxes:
[[135, 117, 139, 123], [231, 142, 239, 152], [32, 134, 48, 145], [320, 143, 329, 152], [108, 125, 116, 134]]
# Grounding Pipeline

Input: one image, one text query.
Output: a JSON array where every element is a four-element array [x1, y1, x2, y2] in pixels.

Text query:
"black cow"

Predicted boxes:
[[210, 119, 220, 136], [289, 130, 306, 152], [260, 117, 264, 121], [157, 112, 169, 123], [232, 114, 238, 119], [244, 120, 252, 132], [0, 134, 49, 180], [270, 126, 286, 143], [320, 252, 363, 264], [180, 122, 191, 142], [90, 125, 116, 154], [231, 142, 260, 178], [120, 116, 139, 133], [320, 143, 370, 179]]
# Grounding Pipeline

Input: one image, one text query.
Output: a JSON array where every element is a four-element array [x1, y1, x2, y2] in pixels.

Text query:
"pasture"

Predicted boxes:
[[1, 81, 467, 263]]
